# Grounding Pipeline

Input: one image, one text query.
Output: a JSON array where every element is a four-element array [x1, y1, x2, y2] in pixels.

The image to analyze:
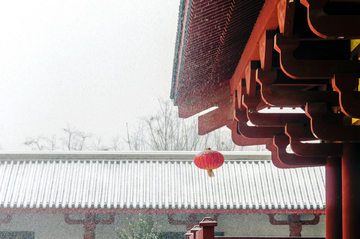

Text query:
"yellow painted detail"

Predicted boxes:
[[352, 79, 360, 123], [350, 41, 360, 123], [351, 39, 360, 52]]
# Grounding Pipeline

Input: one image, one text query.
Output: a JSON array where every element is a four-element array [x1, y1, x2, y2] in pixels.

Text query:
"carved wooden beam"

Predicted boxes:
[[305, 102, 360, 141], [301, 0, 360, 39], [285, 123, 343, 157]]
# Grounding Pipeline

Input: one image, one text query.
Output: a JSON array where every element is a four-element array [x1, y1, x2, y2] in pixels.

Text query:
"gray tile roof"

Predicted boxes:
[[0, 152, 325, 211]]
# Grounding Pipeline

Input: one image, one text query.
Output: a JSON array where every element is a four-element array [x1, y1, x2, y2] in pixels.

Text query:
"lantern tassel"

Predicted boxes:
[[207, 169, 215, 177]]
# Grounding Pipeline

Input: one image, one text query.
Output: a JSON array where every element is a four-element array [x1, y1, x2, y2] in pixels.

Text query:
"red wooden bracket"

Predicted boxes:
[[260, 85, 339, 107], [235, 109, 248, 122], [232, 128, 270, 146], [237, 107, 285, 139], [236, 79, 247, 111], [198, 101, 233, 135], [266, 140, 301, 168], [273, 135, 327, 166], [275, 34, 360, 79], [238, 108, 315, 139], [277, 0, 296, 37], [256, 68, 329, 87], [259, 30, 275, 71], [248, 111, 310, 127], [332, 73, 360, 118], [245, 61, 260, 96], [243, 94, 310, 127], [238, 121, 284, 139], [285, 123, 343, 157], [242, 94, 262, 110], [306, 102, 360, 141], [257, 69, 339, 107], [301, 0, 360, 39]]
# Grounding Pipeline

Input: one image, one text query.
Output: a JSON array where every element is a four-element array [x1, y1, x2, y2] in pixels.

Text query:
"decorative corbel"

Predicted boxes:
[[332, 73, 360, 118], [275, 34, 360, 79], [65, 213, 115, 239], [306, 102, 360, 141], [256, 68, 338, 107], [301, 0, 360, 39], [273, 135, 326, 167], [269, 213, 320, 237], [285, 123, 343, 157]]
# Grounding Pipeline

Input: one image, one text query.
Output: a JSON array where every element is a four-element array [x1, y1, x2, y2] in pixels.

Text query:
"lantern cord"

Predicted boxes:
[[207, 169, 215, 177]]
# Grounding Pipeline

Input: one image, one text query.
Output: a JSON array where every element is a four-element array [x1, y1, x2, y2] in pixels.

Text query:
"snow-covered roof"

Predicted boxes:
[[0, 152, 325, 213]]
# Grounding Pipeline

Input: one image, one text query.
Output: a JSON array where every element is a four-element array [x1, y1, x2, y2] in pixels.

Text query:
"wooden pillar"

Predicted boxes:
[[342, 143, 360, 239], [326, 157, 342, 239]]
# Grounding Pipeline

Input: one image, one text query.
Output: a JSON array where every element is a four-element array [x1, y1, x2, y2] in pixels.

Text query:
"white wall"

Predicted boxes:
[[216, 214, 325, 237], [0, 213, 325, 238]]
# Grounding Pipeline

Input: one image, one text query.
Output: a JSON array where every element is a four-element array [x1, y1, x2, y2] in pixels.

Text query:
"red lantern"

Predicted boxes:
[[194, 148, 224, 177]]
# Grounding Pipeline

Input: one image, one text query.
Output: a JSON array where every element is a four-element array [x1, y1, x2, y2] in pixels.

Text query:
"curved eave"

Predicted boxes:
[[171, 0, 265, 108]]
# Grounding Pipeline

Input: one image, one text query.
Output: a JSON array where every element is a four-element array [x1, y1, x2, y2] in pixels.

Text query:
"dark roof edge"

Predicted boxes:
[[170, 0, 186, 100], [0, 151, 270, 161]]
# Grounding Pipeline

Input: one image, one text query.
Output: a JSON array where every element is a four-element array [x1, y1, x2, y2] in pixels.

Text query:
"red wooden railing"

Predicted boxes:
[[184, 217, 325, 239]]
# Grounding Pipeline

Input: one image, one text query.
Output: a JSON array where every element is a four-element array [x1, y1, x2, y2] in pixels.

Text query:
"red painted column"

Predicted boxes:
[[199, 217, 217, 239], [342, 143, 360, 239], [326, 157, 342, 239]]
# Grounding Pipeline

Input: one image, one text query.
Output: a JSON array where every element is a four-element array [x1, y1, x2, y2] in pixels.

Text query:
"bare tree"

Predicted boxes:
[[111, 135, 122, 151], [91, 136, 111, 151], [24, 125, 94, 151], [22, 100, 245, 152], [46, 134, 58, 151], [124, 126, 147, 151], [60, 124, 92, 151], [24, 136, 48, 151], [126, 98, 235, 151]]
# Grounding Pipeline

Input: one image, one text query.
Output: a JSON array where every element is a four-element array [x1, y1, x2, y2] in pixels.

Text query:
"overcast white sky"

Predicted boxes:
[[0, 0, 180, 150]]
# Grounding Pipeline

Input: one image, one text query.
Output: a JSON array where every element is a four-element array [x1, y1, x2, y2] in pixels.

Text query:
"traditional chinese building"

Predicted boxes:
[[0, 152, 324, 238], [171, 0, 360, 238]]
